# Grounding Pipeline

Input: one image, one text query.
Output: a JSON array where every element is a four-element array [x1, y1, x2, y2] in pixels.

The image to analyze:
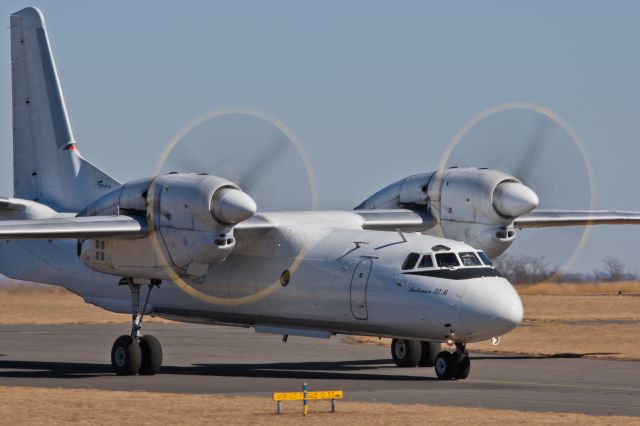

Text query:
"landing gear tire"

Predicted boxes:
[[418, 341, 441, 367], [139, 335, 163, 375], [391, 338, 421, 367], [434, 351, 456, 379], [111, 278, 163, 376], [454, 355, 471, 380], [111, 335, 142, 375]]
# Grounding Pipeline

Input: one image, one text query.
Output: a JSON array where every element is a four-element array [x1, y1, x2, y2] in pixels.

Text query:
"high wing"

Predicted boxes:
[[0, 209, 434, 241], [513, 210, 640, 229], [0, 216, 146, 239], [3, 209, 639, 240]]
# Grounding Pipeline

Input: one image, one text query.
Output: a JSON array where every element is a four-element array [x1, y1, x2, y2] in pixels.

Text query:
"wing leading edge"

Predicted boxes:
[[514, 210, 640, 229], [0, 215, 146, 239]]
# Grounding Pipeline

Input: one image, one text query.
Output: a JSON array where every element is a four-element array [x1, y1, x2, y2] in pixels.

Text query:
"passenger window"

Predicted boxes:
[[418, 255, 434, 268], [459, 252, 482, 266], [401, 253, 420, 270], [477, 251, 493, 266], [435, 252, 459, 268]]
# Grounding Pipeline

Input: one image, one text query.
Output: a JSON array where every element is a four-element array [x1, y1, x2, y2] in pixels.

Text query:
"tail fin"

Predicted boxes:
[[10, 7, 119, 212]]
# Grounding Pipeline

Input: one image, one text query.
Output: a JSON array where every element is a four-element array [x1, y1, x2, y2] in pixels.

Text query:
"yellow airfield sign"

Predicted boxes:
[[273, 390, 343, 401]]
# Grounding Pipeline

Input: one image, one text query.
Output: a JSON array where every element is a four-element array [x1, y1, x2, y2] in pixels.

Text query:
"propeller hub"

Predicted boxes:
[[493, 181, 539, 218], [211, 188, 257, 225]]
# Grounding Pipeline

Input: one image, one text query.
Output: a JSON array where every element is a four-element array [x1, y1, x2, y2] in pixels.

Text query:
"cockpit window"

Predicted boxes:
[[435, 252, 460, 268], [459, 252, 482, 266], [401, 253, 420, 270], [418, 254, 434, 268], [477, 251, 493, 266]]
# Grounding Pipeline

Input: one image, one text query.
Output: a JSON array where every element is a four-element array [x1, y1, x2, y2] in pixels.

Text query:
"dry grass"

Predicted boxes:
[[517, 281, 640, 295], [0, 286, 171, 325], [0, 386, 636, 425], [519, 294, 640, 321]]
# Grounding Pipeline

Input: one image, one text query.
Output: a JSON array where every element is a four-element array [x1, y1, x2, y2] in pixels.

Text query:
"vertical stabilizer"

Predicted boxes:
[[10, 7, 119, 212]]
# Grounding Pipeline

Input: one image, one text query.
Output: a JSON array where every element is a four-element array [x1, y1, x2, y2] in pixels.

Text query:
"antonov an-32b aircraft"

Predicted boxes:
[[3, 7, 640, 380]]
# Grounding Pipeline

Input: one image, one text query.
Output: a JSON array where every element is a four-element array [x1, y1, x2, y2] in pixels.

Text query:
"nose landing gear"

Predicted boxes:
[[110, 279, 163, 375], [434, 342, 470, 380]]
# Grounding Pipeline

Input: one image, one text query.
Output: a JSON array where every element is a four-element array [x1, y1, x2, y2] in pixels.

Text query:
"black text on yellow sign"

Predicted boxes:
[[273, 390, 343, 401]]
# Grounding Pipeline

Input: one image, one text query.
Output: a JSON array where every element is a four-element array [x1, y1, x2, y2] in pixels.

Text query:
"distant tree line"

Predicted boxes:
[[493, 255, 637, 284]]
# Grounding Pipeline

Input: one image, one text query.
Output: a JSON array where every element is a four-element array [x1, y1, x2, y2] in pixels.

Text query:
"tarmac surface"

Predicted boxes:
[[0, 323, 639, 416]]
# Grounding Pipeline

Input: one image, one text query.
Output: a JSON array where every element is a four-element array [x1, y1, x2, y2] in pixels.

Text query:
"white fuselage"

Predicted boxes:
[[0, 211, 523, 343]]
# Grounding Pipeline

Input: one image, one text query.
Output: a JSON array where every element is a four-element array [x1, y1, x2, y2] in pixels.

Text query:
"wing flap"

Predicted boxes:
[[514, 210, 640, 229], [0, 215, 146, 239]]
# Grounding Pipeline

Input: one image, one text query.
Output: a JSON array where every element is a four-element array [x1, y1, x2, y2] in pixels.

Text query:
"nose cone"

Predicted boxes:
[[493, 181, 539, 217], [211, 188, 257, 225], [460, 278, 523, 341]]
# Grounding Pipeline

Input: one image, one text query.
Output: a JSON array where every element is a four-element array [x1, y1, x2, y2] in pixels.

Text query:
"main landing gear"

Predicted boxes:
[[391, 338, 470, 380], [111, 279, 163, 375], [391, 339, 441, 368]]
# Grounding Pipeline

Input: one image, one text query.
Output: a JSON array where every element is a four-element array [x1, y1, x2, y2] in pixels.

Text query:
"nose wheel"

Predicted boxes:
[[110, 279, 163, 375], [434, 342, 470, 380]]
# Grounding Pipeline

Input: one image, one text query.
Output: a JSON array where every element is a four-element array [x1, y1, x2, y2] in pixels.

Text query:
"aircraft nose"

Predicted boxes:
[[460, 278, 523, 339]]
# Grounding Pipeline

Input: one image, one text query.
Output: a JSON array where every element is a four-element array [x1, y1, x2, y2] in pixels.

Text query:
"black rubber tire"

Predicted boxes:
[[139, 335, 163, 375], [418, 341, 441, 367], [434, 351, 456, 380], [455, 356, 471, 380], [111, 335, 142, 375], [391, 338, 422, 367]]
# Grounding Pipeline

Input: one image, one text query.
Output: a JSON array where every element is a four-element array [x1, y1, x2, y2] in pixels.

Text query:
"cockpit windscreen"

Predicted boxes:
[[477, 251, 493, 266], [459, 252, 482, 266], [435, 252, 460, 268]]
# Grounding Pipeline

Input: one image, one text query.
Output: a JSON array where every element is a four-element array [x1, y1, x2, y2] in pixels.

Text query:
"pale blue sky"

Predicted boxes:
[[1, 1, 640, 273]]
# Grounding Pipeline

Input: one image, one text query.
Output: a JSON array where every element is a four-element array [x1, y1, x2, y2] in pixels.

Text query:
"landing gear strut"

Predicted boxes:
[[434, 342, 470, 380], [111, 279, 163, 375]]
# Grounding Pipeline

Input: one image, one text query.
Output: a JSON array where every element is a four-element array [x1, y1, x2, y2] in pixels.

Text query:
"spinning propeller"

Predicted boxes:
[[440, 102, 594, 275], [158, 109, 315, 213], [147, 107, 316, 307]]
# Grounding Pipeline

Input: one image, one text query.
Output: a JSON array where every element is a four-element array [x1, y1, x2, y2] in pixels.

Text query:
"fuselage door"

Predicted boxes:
[[350, 257, 373, 320]]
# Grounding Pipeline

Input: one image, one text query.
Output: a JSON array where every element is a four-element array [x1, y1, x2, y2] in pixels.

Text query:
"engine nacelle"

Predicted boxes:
[[78, 173, 256, 280], [356, 168, 538, 257]]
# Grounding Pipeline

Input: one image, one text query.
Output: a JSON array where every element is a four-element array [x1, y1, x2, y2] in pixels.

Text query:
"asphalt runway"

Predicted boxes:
[[0, 323, 638, 417]]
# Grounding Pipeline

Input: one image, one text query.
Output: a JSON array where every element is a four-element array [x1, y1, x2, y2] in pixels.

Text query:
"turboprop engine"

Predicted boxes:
[[356, 167, 539, 257], [77, 173, 256, 280]]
